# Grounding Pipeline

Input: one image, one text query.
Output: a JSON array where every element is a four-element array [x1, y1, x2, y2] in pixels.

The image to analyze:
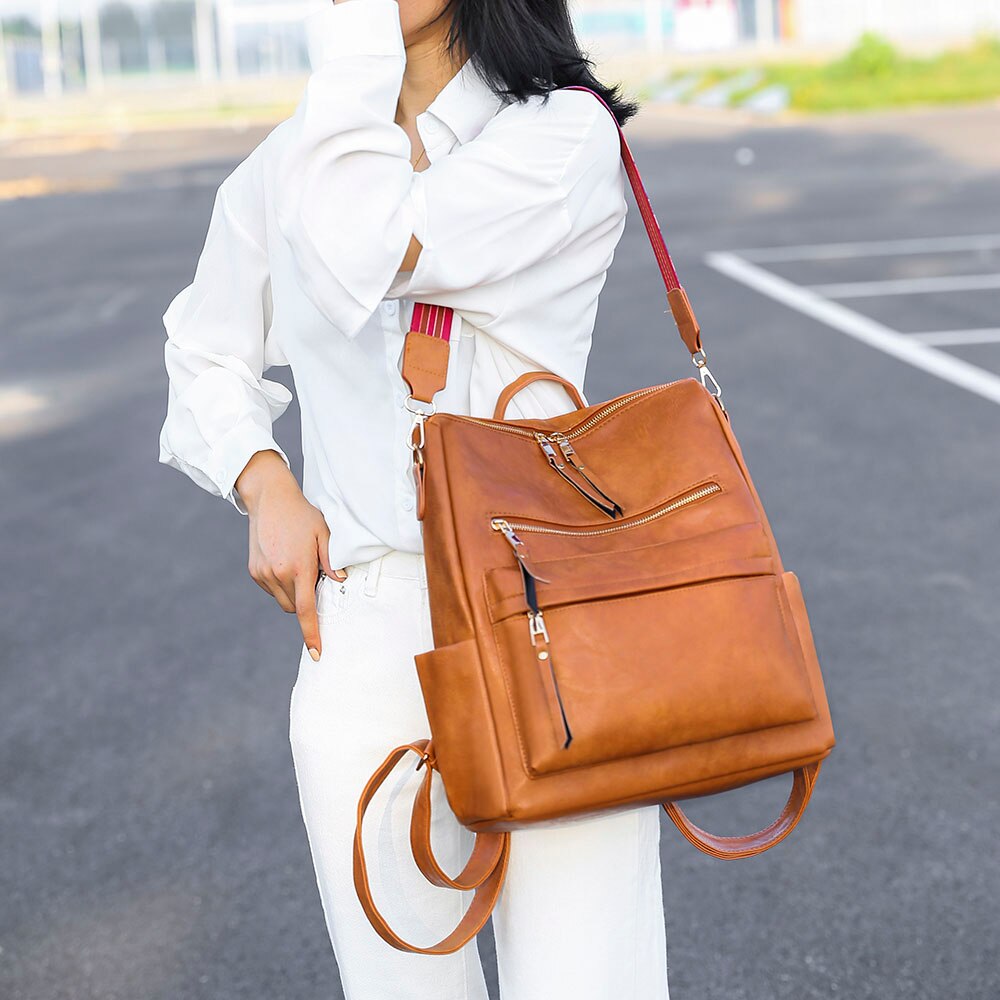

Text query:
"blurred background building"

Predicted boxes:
[[2, 0, 1000, 99]]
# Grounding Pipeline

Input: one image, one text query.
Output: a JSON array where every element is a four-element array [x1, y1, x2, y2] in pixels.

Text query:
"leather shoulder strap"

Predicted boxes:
[[402, 86, 702, 404]]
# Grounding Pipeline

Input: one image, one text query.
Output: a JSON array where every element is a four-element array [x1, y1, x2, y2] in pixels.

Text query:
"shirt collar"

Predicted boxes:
[[418, 58, 507, 147]]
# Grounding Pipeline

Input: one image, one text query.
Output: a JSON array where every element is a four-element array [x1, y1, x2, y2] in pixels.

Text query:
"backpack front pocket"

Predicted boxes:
[[484, 504, 818, 778]]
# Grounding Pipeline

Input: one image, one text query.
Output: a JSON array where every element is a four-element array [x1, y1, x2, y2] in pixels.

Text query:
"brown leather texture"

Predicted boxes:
[[413, 377, 835, 836], [401, 330, 451, 403]]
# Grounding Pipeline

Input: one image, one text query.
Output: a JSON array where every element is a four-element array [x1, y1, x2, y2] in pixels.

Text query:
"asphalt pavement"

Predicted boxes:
[[1, 102, 998, 1000]]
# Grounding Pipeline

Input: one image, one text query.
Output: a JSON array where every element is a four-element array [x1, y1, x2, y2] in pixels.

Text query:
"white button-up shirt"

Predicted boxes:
[[157, 0, 628, 571]]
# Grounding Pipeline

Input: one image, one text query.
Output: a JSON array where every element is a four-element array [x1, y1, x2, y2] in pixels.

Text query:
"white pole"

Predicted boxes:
[[81, 0, 103, 93], [194, 0, 218, 83], [0, 17, 9, 102], [40, 0, 64, 99], [644, 0, 665, 52], [217, 0, 238, 82], [755, 0, 775, 45]]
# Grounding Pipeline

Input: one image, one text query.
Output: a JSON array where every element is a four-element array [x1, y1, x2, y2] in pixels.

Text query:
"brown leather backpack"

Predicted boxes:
[[352, 87, 836, 955]]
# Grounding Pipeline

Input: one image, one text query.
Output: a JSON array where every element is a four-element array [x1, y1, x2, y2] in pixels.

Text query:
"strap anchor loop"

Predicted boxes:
[[691, 350, 726, 413]]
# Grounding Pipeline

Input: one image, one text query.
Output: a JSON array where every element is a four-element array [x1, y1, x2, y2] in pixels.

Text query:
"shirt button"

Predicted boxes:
[[424, 118, 439, 134], [383, 300, 398, 316], [401, 495, 415, 511]]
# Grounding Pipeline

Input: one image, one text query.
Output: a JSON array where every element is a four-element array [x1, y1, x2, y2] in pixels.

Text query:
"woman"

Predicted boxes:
[[157, 0, 670, 996]]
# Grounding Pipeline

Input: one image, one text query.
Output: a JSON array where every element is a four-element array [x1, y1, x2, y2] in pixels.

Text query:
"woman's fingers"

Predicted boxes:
[[254, 570, 296, 613], [295, 571, 323, 661]]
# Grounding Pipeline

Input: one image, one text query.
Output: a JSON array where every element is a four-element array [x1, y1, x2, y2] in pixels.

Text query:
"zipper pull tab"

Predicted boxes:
[[491, 519, 551, 583], [547, 432, 624, 519], [534, 432, 564, 469], [528, 610, 574, 750], [548, 432, 582, 469]]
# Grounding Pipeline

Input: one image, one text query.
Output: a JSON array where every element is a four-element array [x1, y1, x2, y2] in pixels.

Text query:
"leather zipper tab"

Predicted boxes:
[[547, 432, 624, 518], [534, 432, 623, 519]]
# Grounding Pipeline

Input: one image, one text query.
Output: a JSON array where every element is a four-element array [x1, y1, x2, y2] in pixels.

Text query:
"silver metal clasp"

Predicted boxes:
[[691, 349, 726, 413], [405, 396, 435, 452]]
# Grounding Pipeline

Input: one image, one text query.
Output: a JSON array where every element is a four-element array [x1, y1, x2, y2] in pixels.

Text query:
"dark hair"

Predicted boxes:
[[443, 0, 639, 126]]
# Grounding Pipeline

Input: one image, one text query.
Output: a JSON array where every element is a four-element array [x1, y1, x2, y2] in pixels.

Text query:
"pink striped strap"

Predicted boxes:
[[409, 302, 454, 342]]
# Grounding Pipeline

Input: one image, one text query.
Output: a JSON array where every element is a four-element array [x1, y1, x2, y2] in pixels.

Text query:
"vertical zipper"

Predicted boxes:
[[494, 520, 573, 749]]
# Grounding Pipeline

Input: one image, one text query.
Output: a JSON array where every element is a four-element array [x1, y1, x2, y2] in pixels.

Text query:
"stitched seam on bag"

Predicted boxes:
[[771, 574, 818, 714], [439, 442, 514, 816], [406, 362, 448, 377], [491, 557, 767, 613]]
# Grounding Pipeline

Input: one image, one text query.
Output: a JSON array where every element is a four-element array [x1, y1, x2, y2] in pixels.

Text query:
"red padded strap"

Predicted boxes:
[[410, 302, 454, 342], [564, 85, 681, 294]]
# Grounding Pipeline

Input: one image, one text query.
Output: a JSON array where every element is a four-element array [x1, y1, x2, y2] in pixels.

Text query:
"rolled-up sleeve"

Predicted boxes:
[[274, 0, 625, 346], [157, 160, 293, 515]]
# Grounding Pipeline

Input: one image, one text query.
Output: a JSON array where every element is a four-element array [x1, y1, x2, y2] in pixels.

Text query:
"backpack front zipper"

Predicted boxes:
[[490, 481, 721, 539], [461, 384, 672, 518], [489, 479, 722, 753]]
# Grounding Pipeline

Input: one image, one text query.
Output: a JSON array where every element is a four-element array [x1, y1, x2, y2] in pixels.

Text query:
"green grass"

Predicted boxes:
[[770, 34, 1000, 111], [665, 33, 1000, 113]]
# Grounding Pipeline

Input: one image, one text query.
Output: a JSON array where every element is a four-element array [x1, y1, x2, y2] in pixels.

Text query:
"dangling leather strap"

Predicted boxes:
[[401, 86, 702, 405], [352, 739, 511, 955], [354, 744, 821, 955]]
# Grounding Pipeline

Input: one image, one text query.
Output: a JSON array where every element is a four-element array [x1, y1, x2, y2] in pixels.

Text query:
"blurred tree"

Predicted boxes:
[[1, 16, 41, 38]]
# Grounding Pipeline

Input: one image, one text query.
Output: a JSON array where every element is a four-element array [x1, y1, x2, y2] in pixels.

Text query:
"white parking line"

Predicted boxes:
[[736, 234, 1000, 263], [705, 251, 1000, 406], [810, 274, 1000, 298], [913, 329, 1000, 347]]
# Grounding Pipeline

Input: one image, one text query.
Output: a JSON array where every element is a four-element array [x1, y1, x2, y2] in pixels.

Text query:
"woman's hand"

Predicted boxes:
[[236, 450, 347, 661]]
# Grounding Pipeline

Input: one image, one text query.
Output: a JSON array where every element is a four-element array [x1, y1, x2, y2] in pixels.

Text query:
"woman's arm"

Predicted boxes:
[[274, 0, 625, 342], [158, 154, 293, 514], [158, 153, 340, 661]]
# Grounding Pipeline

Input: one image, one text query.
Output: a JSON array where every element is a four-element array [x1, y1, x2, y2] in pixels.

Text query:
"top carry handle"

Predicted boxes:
[[399, 85, 723, 414]]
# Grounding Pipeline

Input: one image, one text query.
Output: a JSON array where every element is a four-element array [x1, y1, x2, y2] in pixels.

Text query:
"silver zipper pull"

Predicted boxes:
[[534, 432, 564, 469], [491, 518, 524, 551], [491, 518, 551, 583], [549, 432, 584, 470]]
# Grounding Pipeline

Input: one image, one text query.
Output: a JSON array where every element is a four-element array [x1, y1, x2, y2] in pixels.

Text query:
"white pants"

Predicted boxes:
[[288, 549, 670, 1000]]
